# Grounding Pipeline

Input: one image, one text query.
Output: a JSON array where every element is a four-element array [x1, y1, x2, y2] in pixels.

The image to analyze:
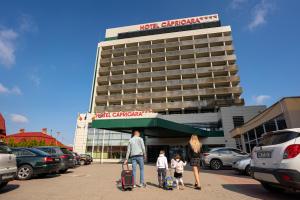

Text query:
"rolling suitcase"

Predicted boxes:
[[164, 169, 176, 190], [121, 163, 134, 191]]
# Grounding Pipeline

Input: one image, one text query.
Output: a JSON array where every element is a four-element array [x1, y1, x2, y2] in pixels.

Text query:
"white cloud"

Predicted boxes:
[[252, 95, 271, 105], [0, 83, 22, 95], [10, 114, 29, 123], [0, 28, 18, 67], [230, 0, 248, 9], [248, 0, 274, 30], [29, 74, 41, 87], [0, 14, 37, 68]]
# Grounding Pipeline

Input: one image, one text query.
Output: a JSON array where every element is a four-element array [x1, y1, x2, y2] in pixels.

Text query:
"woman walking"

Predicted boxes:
[[188, 135, 202, 190]]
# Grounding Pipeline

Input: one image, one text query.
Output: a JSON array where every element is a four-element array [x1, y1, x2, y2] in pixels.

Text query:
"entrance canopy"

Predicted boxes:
[[91, 117, 223, 138]]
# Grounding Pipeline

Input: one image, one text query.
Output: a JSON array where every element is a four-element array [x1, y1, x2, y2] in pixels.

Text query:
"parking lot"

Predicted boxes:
[[0, 164, 299, 200]]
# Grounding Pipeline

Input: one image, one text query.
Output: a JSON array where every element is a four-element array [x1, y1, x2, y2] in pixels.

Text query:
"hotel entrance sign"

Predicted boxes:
[[95, 111, 158, 120]]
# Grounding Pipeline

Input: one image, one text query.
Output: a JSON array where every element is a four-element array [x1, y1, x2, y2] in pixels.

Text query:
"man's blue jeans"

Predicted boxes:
[[131, 156, 144, 185]]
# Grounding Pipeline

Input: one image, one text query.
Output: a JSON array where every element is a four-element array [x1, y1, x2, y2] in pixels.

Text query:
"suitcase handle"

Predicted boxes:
[[122, 163, 130, 170]]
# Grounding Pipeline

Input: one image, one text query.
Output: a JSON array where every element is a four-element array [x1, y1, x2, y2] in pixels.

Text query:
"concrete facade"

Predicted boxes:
[[89, 15, 244, 114], [231, 97, 300, 153]]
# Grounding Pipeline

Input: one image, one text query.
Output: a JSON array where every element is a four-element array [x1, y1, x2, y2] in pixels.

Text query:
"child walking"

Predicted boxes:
[[156, 150, 168, 188], [171, 154, 187, 190]]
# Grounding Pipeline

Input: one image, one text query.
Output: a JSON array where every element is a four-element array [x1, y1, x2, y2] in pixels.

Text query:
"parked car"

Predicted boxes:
[[35, 146, 75, 173], [0, 142, 17, 189], [232, 156, 251, 176], [11, 147, 60, 180], [202, 147, 249, 170], [251, 128, 300, 192], [72, 152, 80, 165], [79, 154, 92, 165]]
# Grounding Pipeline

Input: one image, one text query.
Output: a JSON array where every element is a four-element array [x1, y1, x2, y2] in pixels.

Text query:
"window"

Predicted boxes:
[[217, 149, 232, 154], [264, 119, 277, 132], [255, 125, 265, 139], [13, 149, 35, 157], [276, 115, 287, 130], [260, 131, 300, 146], [232, 116, 244, 128], [231, 149, 248, 155], [248, 129, 256, 141], [0, 143, 12, 154]]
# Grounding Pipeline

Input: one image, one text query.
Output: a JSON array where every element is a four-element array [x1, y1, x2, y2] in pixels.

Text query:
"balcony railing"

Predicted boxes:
[[100, 36, 233, 56]]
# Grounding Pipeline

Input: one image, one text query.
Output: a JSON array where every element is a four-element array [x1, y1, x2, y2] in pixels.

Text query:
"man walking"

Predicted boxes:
[[124, 130, 146, 188]]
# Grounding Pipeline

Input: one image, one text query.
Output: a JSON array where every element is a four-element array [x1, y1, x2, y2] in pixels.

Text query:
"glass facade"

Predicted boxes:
[[240, 114, 287, 153], [86, 127, 131, 160]]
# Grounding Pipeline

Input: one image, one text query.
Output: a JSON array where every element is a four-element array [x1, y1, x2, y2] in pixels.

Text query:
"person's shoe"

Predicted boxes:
[[133, 185, 137, 188], [195, 186, 201, 190], [194, 183, 198, 187], [137, 183, 146, 188]]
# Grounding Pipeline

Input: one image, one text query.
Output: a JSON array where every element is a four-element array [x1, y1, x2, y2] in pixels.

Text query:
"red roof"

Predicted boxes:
[[0, 113, 6, 137], [6, 131, 65, 147]]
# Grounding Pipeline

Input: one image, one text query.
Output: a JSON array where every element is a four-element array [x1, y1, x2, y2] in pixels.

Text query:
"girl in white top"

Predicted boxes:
[[171, 154, 187, 190]]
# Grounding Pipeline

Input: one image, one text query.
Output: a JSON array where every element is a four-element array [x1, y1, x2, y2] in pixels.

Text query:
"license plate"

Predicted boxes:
[[257, 151, 272, 158], [54, 158, 60, 161]]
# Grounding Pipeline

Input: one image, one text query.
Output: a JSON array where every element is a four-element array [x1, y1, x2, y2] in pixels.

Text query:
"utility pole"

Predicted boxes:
[[56, 132, 61, 146]]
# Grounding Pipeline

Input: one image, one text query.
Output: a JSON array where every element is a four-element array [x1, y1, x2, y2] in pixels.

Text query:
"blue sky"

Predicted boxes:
[[0, 0, 299, 145]]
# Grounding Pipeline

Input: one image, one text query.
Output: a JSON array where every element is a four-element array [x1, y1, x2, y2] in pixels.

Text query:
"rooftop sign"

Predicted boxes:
[[105, 14, 219, 38], [139, 14, 219, 31]]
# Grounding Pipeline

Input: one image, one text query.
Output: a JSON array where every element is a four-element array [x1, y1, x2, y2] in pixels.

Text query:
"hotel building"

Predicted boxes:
[[74, 14, 265, 162]]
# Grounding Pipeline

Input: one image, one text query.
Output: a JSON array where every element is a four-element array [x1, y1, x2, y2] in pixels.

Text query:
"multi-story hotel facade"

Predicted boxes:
[[74, 14, 265, 162]]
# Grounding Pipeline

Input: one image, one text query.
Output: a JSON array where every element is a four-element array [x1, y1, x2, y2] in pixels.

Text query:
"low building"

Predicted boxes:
[[231, 96, 300, 153], [0, 113, 6, 138], [5, 128, 66, 147], [73, 105, 265, 162]]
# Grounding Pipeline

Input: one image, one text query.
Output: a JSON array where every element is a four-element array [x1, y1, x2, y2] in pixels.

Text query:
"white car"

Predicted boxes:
[[232, 157, 251, 176], [251, 128, 300, 192], [0, 142, 17, 189]]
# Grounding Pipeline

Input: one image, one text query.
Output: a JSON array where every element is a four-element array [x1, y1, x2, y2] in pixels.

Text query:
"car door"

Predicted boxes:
[[0, 143, 16, 171], [14, 149, 36, 167], [217, 149, 234, 166]]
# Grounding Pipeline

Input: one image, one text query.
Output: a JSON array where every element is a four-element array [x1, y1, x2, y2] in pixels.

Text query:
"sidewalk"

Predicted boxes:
[[1, 164, 299, 200]]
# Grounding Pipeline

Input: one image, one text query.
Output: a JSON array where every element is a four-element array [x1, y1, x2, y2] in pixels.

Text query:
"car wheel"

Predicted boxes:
[[245, 165, 251, 176], [0, 181, 8, 189], [80, 160, 85, 166], [17, 165, 33, 180], [210, 159, 222, 170]]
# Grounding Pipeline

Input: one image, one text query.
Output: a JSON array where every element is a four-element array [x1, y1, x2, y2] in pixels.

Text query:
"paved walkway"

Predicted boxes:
[[0, 164, 299, 200]]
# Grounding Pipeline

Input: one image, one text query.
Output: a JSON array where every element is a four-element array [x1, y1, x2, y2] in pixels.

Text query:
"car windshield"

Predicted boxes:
[[61, 148, 72, 155], [259, 131, 300, 146], [0, 143, 12, 154]]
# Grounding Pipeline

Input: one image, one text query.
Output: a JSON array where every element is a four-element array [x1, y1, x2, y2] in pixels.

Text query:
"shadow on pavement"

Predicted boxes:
[[146, 182, 160, 188], [0, 184, 20, 194], [35, 174, 61, 179], [222, 184, 300, 200], [115, 180, 123, 191], [200, 168, 253, 179]]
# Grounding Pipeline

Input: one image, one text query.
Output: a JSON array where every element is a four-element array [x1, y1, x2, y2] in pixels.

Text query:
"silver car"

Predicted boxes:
[[0, 142, 17, 189], [232, 157, 251, 175], [202, 147, 249, 170]]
